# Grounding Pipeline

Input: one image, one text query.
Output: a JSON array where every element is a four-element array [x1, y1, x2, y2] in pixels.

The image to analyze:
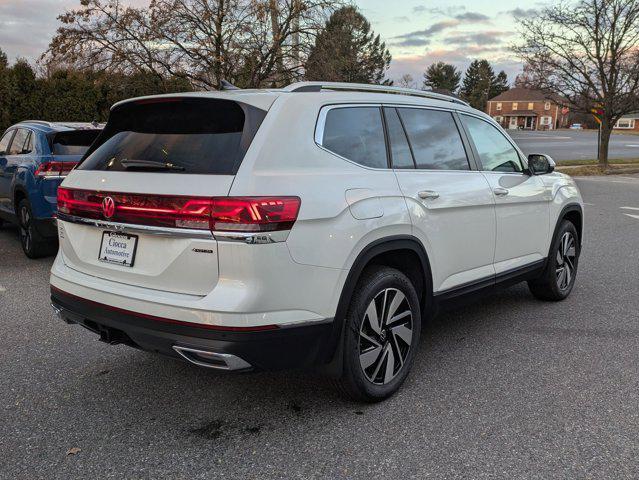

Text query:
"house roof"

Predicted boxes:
[[489, 88, 563, 103], [620, 112, 639, 119]]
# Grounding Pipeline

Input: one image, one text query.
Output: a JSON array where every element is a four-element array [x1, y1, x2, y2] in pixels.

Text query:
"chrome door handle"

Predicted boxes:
[[493, 187, 509, 196], [418, 190, 440, 200]]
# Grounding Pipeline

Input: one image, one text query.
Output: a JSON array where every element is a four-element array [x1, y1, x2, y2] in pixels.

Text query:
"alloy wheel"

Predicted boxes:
[[358, 288, 414, 385], [556, 232, 576, 291], [19, 205, 32, 253]]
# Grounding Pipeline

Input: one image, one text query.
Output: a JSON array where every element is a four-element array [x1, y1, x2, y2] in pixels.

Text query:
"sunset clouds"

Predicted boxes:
[[1, 0, 536, 83]]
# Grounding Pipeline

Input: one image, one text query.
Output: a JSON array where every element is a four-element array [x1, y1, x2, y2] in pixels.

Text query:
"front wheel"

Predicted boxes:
[[528, 220, 580, 301], [335, 266, 421, 402]]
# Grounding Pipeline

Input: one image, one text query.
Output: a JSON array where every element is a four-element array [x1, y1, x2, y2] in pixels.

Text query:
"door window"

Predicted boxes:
[[462, 115, 523, 173], [0, 130, 14, 155], [383, 107, 414, 169], [8, 129, 30, 155], [321, 107, 387, 169], [397, 108, 470, 170]]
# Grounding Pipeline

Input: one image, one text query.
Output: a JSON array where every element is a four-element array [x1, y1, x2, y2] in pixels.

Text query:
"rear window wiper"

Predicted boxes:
[[120, 159, 186, 171]]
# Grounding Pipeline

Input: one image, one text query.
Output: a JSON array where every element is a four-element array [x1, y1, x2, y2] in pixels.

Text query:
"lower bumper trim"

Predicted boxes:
[[51, 287, 335, 371]]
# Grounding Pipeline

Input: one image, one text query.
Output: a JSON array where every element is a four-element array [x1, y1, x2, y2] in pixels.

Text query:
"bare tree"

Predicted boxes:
[[397, 74, 415, 89], [514, 0, 639, 167], [44, 0, 341, 90]]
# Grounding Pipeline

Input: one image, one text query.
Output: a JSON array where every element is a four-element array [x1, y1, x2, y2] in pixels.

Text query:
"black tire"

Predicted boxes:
[[528, 220, 580, 301], [17, 198, 55, 259], [335, 266, 422, 402]]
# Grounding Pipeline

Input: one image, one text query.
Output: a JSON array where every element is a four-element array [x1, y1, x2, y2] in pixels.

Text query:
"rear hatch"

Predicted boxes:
[[57, 96, 268, 296], [37, 129, 102, 176]]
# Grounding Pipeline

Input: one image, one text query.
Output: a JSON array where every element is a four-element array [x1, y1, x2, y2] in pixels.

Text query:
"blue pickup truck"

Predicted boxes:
[[0, 121, 103, 258]]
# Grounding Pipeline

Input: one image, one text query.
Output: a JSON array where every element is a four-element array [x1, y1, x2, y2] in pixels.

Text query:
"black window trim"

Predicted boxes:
[[458, 112, 529, 175], [390, 104, 476, 172], [382, 106, 416, 169]]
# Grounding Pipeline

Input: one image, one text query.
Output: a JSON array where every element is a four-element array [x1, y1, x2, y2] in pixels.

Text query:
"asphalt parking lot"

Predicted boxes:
[[508, 129, 639, 161], [2, 175, 639, 479]]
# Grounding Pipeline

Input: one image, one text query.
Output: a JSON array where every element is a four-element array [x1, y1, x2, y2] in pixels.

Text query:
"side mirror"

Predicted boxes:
[[527, 153, 556, 175]]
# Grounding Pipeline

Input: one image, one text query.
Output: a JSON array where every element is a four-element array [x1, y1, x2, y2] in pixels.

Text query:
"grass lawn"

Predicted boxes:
[[556, 158, 639, 166]]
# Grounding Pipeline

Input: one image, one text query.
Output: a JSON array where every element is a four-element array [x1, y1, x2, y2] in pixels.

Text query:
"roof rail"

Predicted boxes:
[[284, 82, 469, 106], [20, 120, 54, 127]]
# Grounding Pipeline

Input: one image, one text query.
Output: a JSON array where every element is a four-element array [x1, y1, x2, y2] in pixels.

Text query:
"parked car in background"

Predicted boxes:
[[569, 123, 583, 130], [50, 83, 583, 402], [0, 121, 103, 258]]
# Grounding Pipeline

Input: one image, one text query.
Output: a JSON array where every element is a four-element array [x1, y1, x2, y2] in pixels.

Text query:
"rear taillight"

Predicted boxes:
[[35, 161, 78, 177], [57, 188, 301, 233]]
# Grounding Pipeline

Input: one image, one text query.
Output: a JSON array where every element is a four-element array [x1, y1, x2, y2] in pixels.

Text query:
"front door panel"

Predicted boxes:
[[481, 172, 550, 274]]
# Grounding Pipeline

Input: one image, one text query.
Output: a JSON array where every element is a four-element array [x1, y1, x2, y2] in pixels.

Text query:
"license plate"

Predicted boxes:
[[98, 231, 138, 267]]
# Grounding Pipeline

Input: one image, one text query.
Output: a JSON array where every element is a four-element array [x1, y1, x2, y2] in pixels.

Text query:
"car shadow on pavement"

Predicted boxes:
[[64, 282, 544, 445]]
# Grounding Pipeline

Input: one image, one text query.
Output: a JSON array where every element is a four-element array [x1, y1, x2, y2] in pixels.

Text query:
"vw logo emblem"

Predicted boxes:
[[102, 196, 115, 219]]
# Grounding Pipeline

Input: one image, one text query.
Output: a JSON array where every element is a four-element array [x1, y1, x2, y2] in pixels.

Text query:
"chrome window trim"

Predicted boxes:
[[314, 103, 481, 173], [314, 103, 390, 171]]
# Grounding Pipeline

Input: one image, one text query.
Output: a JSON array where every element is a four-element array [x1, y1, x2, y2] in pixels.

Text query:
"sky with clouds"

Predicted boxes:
[[0, 0, 542, 84]]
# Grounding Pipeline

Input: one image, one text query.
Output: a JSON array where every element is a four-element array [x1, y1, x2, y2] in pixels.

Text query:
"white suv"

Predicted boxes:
[[50, 82, 583, 401]]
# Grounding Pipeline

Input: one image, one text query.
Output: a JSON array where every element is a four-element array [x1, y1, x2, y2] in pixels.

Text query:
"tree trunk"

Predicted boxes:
[[269, 0, 283, 86], [214, 0, 225, 88], [291, 0, 300, 68], [598, 120, 612, 170]]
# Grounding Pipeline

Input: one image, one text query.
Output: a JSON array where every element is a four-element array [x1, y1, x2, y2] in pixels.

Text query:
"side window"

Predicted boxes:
[[397, 108, 470, 170], [462, 115, 523, 173], [8, 129, 29, 155], [0, 130, 14, 155], [383, 107, 414, 169], [321, 107, 387, 169], [23, 131, 34, 153]]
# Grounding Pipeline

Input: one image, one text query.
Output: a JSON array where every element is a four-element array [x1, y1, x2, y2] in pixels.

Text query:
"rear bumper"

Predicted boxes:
[[51, 287, 336, 371]]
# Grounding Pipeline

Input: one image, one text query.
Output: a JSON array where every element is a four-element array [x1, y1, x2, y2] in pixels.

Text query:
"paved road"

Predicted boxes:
[[508, 129, 639, 161], [2, 175, 639, 479]]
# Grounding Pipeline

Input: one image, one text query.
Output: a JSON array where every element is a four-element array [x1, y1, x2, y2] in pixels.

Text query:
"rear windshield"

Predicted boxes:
[[51, 130, 101, 156], [77, 98, 266, 175]]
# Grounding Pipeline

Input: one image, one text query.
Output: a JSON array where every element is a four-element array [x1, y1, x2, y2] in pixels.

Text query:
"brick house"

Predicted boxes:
[[486, 88, 570, 130], [613, 113, 639, 132]]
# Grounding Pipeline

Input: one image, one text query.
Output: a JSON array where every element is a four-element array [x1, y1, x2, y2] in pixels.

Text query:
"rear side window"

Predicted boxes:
[[398, 108, 470, 170], [8, 129, 30, 155], [78, 98, 266, 175], [0, 131, 13, 154], [321, 107, 387, 169], [51, 130, 101, 156]]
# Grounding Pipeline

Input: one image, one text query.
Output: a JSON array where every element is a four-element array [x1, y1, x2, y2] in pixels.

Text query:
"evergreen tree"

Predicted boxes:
[[0, 49, 10, 130], [460, 60, 509, 110], [491, 70, 510, 98], [423, 62, 461, 93], [305, 6, 391, 84]]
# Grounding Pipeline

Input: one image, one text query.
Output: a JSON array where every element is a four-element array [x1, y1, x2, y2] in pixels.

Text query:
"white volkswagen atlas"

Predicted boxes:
[[50, 82, 583, 402]]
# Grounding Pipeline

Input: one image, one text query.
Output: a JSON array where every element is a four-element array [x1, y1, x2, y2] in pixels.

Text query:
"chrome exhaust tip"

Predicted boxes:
[[51, 303, 63, 319], [172, 345, 252, 371]]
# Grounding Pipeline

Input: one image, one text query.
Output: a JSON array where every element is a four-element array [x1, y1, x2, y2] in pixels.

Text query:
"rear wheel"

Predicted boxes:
[[335, 266, 421, 402], [17, 199, 55, 258], [528, 220, 580, 301]]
